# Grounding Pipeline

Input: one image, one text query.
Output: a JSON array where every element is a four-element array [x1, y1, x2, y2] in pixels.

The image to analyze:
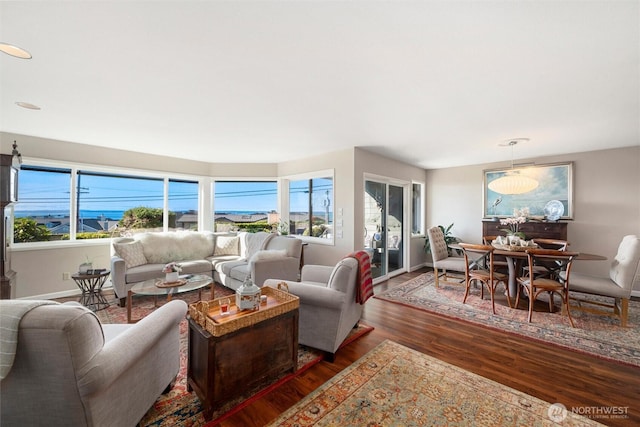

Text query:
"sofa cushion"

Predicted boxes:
[[113, 240, 147, 268], [229, 264, 251, 282], [215, 260, 246, 277], [175, 260, 213, 275], [125, 264, 165, 284], [214, 236, 240, 256], [138, 232, 215, 263]]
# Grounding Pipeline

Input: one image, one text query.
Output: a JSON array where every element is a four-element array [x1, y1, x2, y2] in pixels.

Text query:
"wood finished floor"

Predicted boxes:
[[218, 268, 639, 427]]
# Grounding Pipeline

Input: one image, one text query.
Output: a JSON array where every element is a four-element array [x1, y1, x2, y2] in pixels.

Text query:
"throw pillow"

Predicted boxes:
[[113, 240, 147, 268], [214, 235, 240, 256]]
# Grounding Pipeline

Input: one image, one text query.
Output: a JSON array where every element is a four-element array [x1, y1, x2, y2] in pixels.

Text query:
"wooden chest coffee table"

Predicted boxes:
[[187, 286, 299, 421]]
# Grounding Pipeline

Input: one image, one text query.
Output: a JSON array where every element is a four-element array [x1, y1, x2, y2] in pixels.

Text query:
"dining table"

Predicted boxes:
[[449, 243, 607, 299], [492, 247, 607, 297]]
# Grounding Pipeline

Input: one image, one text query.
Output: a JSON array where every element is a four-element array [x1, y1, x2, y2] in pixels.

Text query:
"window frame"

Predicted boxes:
[[12, 158, 204, 248], [282, 169, 335, 245], [411, 181, 425, 237]]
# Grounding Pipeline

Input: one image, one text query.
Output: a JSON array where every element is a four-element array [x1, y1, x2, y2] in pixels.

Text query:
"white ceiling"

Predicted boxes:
[[1, 1, 638, 169]]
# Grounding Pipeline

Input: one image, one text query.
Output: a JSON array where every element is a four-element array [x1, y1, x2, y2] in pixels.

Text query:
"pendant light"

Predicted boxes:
[[488, 139, 539, 195]]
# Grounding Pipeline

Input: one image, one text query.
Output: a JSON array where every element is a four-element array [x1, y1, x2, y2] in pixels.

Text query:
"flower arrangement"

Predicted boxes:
[[500, 208, 529, 239], [162, 262, 182, 274]]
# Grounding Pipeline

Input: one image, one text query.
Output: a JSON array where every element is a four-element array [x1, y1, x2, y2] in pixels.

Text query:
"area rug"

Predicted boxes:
[[268, 340, 602, 426], [375, 272, 640, 367], [61, 286, 373, 426]]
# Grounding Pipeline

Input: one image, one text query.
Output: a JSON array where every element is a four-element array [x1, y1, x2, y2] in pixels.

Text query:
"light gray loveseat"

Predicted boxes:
[[0, 299, 187, 427], [110, 231, 302, 305]]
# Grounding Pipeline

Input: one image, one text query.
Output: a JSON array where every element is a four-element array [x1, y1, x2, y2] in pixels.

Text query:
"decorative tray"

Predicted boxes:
[[155, 278, 188, 288], [491, 242, 538, 252], [188, 284, 299, 337]]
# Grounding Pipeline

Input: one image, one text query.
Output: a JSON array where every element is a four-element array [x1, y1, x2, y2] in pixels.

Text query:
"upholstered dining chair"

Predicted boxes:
[[459, 243, 511, 314], [427, 226, 466, 288], [516, 249, 579, 327], [564, 234, 640, 327]]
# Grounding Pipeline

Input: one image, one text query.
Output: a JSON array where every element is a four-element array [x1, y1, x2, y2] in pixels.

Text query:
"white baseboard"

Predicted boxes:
[[17, 285, 114, 301]]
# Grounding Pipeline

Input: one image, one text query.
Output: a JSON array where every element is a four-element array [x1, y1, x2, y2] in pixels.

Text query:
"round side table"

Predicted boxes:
[[72, 270, 111, 312]]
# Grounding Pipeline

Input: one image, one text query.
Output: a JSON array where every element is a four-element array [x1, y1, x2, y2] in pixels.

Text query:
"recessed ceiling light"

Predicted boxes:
[[0, 42, 32, 59], [16, 102, 41, 110]]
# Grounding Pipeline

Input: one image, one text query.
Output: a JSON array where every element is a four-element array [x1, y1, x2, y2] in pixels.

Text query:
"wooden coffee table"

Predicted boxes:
[[127, 274, 213, 323], [187, 287, 299, 420]]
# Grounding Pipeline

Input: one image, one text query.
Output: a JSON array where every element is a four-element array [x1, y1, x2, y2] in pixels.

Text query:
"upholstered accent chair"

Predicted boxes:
[[565, 235, 640, 327], [264, 257, 363, 360], [427, 226, 466, 288], [0, 300, 187, 427]]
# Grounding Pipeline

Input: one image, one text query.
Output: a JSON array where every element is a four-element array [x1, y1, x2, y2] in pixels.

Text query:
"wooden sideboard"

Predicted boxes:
[[482, 220, 568, 241]]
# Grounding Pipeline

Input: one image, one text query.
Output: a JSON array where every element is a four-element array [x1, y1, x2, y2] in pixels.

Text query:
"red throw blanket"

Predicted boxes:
[[347, 250, 374, 304]]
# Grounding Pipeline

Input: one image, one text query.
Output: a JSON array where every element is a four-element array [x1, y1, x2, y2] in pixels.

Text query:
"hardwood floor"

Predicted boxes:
[[219, 269, 639, 426]]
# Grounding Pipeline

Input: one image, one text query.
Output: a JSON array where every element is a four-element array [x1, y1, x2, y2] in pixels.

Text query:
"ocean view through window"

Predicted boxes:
[[14, 163, 334, 243], [14, 164, 201, 242], [213, 181, 278, 232]]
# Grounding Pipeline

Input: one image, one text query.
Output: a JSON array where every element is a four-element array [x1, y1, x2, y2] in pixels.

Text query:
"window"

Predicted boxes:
[[213, 181, 277, 232], [411, 182, 424, 235], [289, 175, 333, 240], [14, 166, 72, 242], [14, 162, 200, 244], [76, 171, 164, 237], [169, 179, 199, 231]]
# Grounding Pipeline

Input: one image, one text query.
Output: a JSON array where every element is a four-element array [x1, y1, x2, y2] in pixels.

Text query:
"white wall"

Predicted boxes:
[[426, 146, 640, 287]]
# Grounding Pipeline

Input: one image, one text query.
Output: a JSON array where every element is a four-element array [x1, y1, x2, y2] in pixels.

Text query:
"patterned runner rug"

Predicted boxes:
[[268, 340, 602, 426], [65, 285, 373, 426], [375, 272, 640, 367]]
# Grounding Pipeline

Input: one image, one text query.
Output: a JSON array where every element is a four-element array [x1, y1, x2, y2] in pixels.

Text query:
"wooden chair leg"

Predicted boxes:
[[620, 298, 629, 327], [564, 293, 575, 328], [462, 277, 472, 304], [504, 281, 512, 309], [489, 282, 496, 315], [434, 267, 440, 288]]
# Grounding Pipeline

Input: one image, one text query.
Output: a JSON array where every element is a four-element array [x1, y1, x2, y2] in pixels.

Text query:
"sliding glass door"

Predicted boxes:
[[364, 179, 405, 281]]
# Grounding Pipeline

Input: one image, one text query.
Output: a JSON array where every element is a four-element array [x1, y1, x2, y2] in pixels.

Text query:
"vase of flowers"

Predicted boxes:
[[500, 208, 529, 241], [162, 262, 182, 283]]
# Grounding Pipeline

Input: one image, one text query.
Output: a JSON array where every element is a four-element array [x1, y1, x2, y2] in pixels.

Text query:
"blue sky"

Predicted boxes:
[[14, 169, 304, 214]]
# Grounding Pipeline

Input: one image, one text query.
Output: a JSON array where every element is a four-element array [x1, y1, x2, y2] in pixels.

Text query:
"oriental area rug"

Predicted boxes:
[[267, 340, 602, 426], [375, 272, 640, 368], [59, 286, 373, 427]]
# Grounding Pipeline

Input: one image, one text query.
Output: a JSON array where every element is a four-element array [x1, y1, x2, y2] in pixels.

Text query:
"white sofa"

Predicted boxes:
[[110, 231, 302, 305]]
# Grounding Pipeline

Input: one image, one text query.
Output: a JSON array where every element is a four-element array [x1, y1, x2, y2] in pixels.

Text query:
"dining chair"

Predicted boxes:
[[516, 249, 579, 327], [482, 235, 509, 274], [564, 234, 640, 327], [459, 243, 511, 314], [427, 226, 466, 288], [527, 238, 570, 279]]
